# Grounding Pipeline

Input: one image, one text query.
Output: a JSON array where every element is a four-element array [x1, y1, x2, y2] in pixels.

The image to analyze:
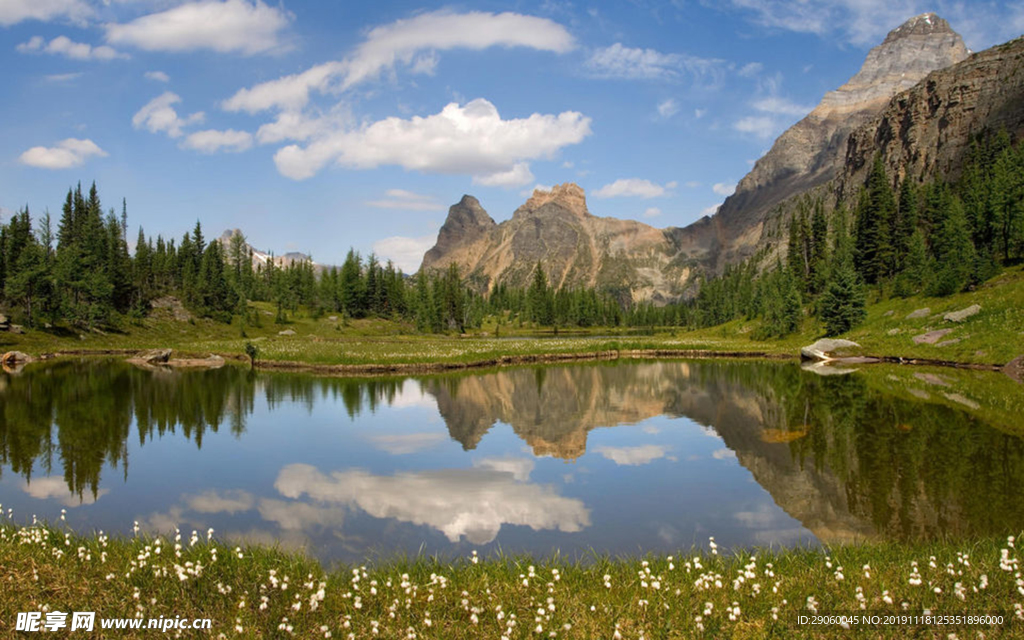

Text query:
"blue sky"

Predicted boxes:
[[1, 0, 1021, 272]]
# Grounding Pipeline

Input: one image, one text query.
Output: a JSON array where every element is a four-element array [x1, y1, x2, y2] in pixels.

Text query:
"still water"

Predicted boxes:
[[1, 358, 1022, 565]]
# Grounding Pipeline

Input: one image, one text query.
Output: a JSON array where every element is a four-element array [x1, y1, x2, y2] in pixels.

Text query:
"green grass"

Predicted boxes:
[[2, 517, 1022, 638], [2, 266, 1022, 368]]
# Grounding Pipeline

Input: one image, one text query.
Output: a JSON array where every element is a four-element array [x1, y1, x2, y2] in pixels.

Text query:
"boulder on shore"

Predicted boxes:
[[2, 351, 33, 366], [800, 338, 861, 361], [138, 348, 172, 364]]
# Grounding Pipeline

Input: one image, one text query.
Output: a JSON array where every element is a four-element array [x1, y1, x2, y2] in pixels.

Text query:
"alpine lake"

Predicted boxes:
[[1, 357, 1023, 567]]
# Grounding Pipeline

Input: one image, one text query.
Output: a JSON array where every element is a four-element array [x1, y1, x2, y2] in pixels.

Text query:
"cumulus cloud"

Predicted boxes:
[[23, 476, 108, 506], [273, 463, 590, 545], [180, 128, 254, 153], [473, 162, 534, 188], [656, 98, 679, 118], [132, 92, 205, 138], [17, 35, 126, 60], [144, 70, 170, 83], [701, 204, 721, 217], [272, 98, 591, 181], [594, 178, 677, 199], [366, 189, 446, 212], [18, 138, 107, 169], [712, 182, 736, 196], [372, 235, 436, 273], [105, 0, 293, 55], [224, 11, 573, 113], [712, 448, 737, 460], [0, 0, 91, 26], [594, 444, 670, 466], [586, 43, 723, 85], [643, 207, 662, 218]]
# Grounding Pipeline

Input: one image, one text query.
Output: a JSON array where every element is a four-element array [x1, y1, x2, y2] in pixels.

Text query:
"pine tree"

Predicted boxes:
[[821, 209, 866, 336], [854, 155, 897, 284]]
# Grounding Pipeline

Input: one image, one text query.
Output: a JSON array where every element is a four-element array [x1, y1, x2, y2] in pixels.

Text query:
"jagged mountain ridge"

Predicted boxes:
[[421, 13, 995, 298]]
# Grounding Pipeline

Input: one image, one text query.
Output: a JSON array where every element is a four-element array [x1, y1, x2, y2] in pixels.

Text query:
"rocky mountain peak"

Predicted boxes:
[[521, 183, 589, 218], [882, 13, 956, 44], [420, 194, 497, 272]]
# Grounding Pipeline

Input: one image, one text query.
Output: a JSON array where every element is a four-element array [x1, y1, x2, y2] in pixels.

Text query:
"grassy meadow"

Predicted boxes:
[[2, 515, 1022, 639]]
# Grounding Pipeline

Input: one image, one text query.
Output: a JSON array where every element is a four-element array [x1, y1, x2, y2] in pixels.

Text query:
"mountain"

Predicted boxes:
[[421, 14, 987, 298], [421, 184, 689, 303], [705, 13, 969, 267], [217, 229, 314, 268]]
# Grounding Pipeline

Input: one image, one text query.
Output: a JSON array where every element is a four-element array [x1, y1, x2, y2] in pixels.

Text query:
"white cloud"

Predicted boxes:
[[587, 43, 722, 84], [367, 432, 447, 455], [17, 35, 127, 60], [738, 61, 763, 77], [712, 182, 736, 196], [712, 448, 736, 460], [23, 476, 108, 506], [340, 10, 575, 91], [224, 11, 574, 113], [144, 70, 170, 83], [520, 183, 553, 197], [273, 463, 589, 545], [372, 235, 436, 273], [594, 178, 676, 199], [366, 189, 445, 212], [181, 128, 254, 153], [594, 444, 670, 466], [272, 98, 591, 181], [473, 162, 535, 188], [44, 72, 83, 83], [701, 204, 721, 217], [223, 61, 345, 114], [185, 489, 255, 514], [656, 98, 679, 118], [105, 0, 293, 55], [0, 0, 90, 26], [753, 95, 813, 117], [387, 380, 439, 409], [132, 92, 204, 138], [733, 115, 777, 139], [684, 180, 701, 188], [643, 207, 662, 218], [694, 108, 706, 119], [18, 138, 107, 169]]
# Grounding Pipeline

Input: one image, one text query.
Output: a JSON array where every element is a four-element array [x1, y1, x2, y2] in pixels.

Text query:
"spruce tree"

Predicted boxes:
[[821, 207, 866, 336]]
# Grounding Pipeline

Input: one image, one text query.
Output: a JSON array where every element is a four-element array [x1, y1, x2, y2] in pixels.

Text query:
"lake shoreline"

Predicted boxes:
[[28, 345, 1010, 377]]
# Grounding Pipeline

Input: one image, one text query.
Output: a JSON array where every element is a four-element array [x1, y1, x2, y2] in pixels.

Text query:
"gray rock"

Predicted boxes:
[[0, 313, 8, 326], [801, 362, 859, 376], [943, 304, 981, 322], [800, 338, 861, 361], [935, 338, 961, 347], [883, 310, 894, 317], [886, 328, 901, 336], [912, 328, 953, 344], [278, 329, 296, 336], [944, 392, 980, 409], [914, 372, 950, 387], [908, 388, 931, 400], [9, 324, 24, 334], [328, 316, 338, 321], [907, 307, 931, 319]]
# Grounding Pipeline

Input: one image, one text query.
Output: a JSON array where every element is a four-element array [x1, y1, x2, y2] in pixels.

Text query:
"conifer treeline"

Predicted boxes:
[[1, 134, 1020, 337]]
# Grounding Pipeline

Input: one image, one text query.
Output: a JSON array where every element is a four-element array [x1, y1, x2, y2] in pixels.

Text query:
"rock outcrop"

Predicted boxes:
[[421, 183, 690, 302]]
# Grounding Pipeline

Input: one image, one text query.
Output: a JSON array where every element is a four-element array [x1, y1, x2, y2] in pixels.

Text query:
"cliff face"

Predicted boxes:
[[707, 13, 968, 268], [841, 35, 1024, 191]]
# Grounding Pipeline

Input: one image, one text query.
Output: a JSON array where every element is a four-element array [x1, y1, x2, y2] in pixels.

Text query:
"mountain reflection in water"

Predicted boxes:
[[1, 358, 1022, 563]]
